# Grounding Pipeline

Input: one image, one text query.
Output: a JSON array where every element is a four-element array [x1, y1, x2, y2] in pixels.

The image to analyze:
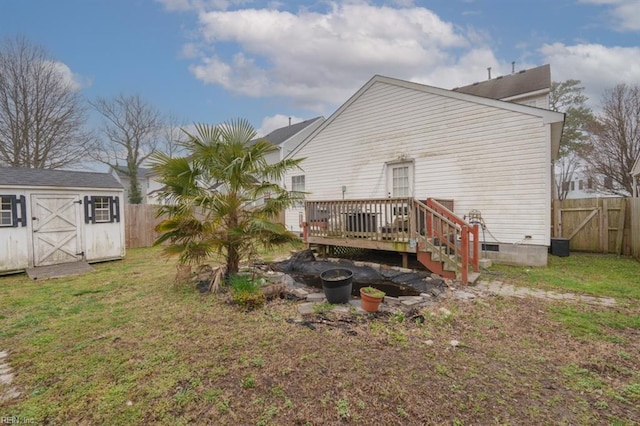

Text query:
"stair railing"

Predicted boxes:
[[411, 198, 479, 284]]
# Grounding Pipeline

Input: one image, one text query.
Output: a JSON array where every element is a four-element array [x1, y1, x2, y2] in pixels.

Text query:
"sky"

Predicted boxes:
[[1, 0, 639, 141]]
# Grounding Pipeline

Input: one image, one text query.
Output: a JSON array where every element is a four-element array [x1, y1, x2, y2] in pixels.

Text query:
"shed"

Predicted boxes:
[[0, 167, 125, 274]]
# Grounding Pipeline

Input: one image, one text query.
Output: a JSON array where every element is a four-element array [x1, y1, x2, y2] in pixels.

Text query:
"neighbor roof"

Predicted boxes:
[[255, 117, 324, 146], [453, 64, 551, 100], [0, 167, 123, 189], [112, 166, 153, 179]]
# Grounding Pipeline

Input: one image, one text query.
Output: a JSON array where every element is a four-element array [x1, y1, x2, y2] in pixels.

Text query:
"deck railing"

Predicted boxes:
[[304, 197, 412, 241], [304, 197, 479, 282]]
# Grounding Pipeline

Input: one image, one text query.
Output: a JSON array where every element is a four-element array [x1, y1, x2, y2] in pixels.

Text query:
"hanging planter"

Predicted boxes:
[[320, 268, 353, 304], [360, 286, 386, 312]]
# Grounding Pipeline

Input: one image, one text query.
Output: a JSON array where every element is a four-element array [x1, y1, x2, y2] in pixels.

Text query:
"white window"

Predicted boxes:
[[0, 196, 12, 226], [292, 175, 305, 192], [386, 162, 413, 197], [94, 197, 111, 222]]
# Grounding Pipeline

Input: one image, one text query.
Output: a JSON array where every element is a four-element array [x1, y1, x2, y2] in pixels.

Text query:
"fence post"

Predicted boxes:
[[461, 226, 469, 285]]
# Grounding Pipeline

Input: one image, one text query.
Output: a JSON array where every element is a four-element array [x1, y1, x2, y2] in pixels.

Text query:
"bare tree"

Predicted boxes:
[[583, 84, 640, 196], [0, 36, 94, 168], [550, 80, 595, 200], [91, 94, 161, 203], [159, 114, 188, 158]]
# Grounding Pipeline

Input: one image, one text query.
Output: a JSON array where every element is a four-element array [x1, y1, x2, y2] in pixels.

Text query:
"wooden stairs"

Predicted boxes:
[[413, 199, 481, 285]]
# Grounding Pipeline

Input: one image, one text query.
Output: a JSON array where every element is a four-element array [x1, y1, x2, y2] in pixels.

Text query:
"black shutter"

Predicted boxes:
[[111, 196, 120, 223], [84, 196, 93, 224], [10, 195, 18, 227], [16, 195, 26, 227]]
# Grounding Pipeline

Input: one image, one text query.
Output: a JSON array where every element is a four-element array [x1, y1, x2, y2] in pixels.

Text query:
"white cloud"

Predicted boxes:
[[187, 3, 481, 113], [540, 43, 640, 109], [579, 0, 640, 31], [256, 114, 305, 137], [48, 61, 91, 91], [155, 0, 250, 12]]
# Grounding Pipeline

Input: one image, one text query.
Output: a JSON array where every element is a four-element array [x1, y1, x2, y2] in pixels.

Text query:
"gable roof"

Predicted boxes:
[[0, 167, 123, 189], [255, 117, 324, 146], [112, 166, 153, 179], [453, 64, 551, 100], [288, 74, 564, 160]]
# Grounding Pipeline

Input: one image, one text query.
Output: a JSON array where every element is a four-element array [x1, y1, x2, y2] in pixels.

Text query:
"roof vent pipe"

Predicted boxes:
[[487, 67, 491, 79], [512, 61, 515, 73], [288, 117, 291, 126]]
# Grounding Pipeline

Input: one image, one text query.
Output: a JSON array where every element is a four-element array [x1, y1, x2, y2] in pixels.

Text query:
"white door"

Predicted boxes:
[[31, 194, 82, 266], [386, 162, 414, 197]]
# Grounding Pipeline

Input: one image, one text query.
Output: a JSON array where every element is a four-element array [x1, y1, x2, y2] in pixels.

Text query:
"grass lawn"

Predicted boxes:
[[1, 248, 639, 425]]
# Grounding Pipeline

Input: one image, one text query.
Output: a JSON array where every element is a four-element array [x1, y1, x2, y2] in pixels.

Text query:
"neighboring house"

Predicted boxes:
[[110, 167, 166, 204], [249, 117, 324, 207], [0, 167, 125, 274], [559, 160, 618, 200], [633, 154, 640, 197], [284, 69, 564, 267], [453, 64, 552, 109]]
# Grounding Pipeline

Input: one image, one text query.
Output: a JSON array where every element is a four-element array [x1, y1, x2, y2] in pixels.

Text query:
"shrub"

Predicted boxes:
[[229, 274, 265, 310]]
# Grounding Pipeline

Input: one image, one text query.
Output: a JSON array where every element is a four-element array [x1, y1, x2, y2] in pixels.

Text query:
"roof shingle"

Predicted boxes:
[[0, 167, 123, 189]]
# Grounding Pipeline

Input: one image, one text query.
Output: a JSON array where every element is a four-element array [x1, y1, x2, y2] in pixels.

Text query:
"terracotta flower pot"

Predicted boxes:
[[360, 287, 385, 312]]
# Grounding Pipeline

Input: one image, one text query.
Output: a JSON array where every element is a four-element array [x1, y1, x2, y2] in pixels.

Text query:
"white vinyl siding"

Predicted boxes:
[[286, 80, 554, 246]]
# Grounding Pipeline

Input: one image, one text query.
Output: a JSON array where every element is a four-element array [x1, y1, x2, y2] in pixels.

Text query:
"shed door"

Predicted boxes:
[[31, 194, 82, 266]]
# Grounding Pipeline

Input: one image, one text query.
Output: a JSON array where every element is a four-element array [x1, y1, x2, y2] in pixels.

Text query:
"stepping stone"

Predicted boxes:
[[0, 373, 14, 385], [298, 302, 316, 316], [306, 293, 326, 302]]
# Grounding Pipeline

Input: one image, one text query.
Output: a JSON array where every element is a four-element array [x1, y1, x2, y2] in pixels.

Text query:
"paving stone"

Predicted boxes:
[[454, 290, 476, 300], [0, 387, 20, 402], [598, 298, 617, 307], [292, 288, 309, 298], [306, 293, 326, 302], [419, 293, 432, 298], [0, 366, 10, 375], [383, 296, 401, 306], [0, 373, 14, 385], [401, 299, 422, 307], [331, 306, 351, 314], [398, 296, 422, 302], [297, 302, 316, 316], [0, 351, 7, 359], [486, 282, 504, 293]]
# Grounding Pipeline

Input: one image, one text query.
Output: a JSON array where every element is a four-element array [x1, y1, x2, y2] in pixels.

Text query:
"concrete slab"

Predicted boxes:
[[26, 261, 94, 280]]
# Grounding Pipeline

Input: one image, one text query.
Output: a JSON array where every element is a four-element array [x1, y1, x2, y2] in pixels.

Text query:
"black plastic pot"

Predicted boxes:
[[320, 268, 353, 304]]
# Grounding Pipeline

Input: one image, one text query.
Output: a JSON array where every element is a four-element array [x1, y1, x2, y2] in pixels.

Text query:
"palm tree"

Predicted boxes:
[[150, 118, 304, 274]]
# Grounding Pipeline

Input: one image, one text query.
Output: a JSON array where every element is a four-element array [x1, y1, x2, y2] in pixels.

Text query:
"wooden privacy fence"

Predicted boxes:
[[124, 204, 287, 249], [125, 204, 165, 249], [552, 197, 639, 257]]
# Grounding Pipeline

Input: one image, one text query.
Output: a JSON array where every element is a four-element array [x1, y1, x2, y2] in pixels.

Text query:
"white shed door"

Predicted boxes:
[[31, 194, 82, 266]]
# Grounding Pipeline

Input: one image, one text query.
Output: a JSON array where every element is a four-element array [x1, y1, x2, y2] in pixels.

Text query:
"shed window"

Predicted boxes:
[[94, 197, 111, 222], [0, 196, 11, 226], [0, 195, 26, 227], [84, 196, 120, 224]]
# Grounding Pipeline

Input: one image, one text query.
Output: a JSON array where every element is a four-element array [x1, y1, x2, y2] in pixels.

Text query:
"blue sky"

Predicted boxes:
[[1, 0, 639, 139]]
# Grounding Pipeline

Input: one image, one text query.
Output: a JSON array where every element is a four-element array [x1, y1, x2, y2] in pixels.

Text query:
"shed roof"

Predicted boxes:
[[453, 64, 551, 100], [0, 167, 123, 189]]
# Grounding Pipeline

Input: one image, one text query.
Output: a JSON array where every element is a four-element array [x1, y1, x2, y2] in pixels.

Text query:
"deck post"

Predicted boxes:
[[461, 226, 469, 284], [401, 252, 408, 269]]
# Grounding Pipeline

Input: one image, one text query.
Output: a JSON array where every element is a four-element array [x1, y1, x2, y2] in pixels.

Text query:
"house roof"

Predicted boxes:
[[453, 64, 551, 100], [112, 167, 153, 179], [288, 73, 565, 160], [254, 117, 324, 146], [0, 167, 123, 189]]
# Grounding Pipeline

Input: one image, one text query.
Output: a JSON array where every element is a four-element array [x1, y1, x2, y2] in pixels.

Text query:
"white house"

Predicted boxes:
[[110, 167, 166, 204], [0, 167, 125, 274], [284, 68, 564, 266], [258, 117, 325, 164]]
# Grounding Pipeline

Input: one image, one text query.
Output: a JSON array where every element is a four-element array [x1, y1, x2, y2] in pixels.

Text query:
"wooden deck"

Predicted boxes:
[[304, 197, 480, 283]]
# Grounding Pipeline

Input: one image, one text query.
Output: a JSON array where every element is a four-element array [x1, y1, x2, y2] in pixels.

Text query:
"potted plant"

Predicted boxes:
[[359, 286, 385, 312]]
